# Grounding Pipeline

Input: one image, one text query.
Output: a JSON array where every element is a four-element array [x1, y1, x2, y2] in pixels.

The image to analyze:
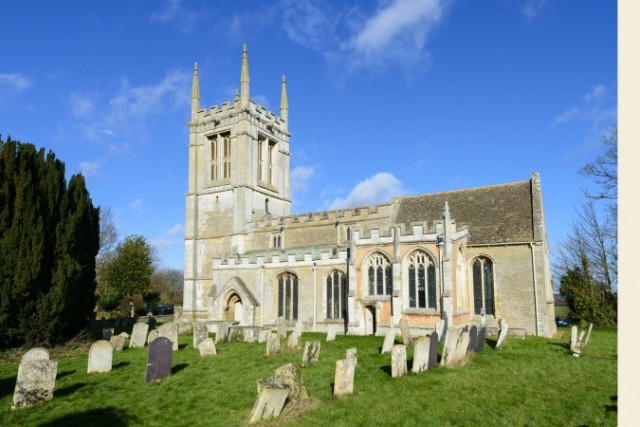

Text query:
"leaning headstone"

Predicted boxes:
[[441, 326, 462, 366], [301, 341, 321, 367], [215, 322, 230, 344], [467, 325, 478, 353], [193, 322, 209, 349], [21, 348, 50, 362], [428, 331, 439, 368], [570, 325, 581, 357], [435, 319, 445, 340], [411, 336, 429, 373], [145, 337, 173, 383], [578, 330, 586, 344], [495, 318, 509, 349], [476, 326, 487, 353], [266, 333, 281, 356], [249, 381, 290, 424], [381, 328, 396, 354], [147, 330, 160, 345], [12, 359, 58, 408], [582, 323, 594, 348], [276, 317, 287, 339], [129, 323, 149, 348], [326, 325, 337, 342], [87, 340, 113, 374], [346, 348, 358, 367], [110, 335, 125, 351], [158, 322, 179, 351], [391, 345, 407, 378], [453, 328, 471, 364], [102, 328, 114, 340], [399, 317, 413, 346], [272, 363, 308, 404], [198, 338, 217, 357], [286, 331, 299, 350], [333, 359, 355, 396]]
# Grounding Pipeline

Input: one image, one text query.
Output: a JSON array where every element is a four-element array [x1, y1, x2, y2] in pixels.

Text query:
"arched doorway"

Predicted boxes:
[[225, 292, 243, 324], [364, 305, 377, 335]]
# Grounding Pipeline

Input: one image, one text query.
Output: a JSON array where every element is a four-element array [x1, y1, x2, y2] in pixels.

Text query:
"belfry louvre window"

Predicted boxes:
[[277, 272, 298, 321], [407, 251, 437, 309], [326, 270, 346, 319], [472, 257, 494, 315], [367, 253, 392, 296], [257, 134, 276, 185], [209, 132, 231, 182]]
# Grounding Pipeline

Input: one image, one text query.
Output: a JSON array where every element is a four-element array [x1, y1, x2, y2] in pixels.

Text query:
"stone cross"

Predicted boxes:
[[129, 323, 149, 348], [334, 359, 355, 396], [495, 318, 509, 349], [12, 358, 58, 408], [301, 341, 320, 367], [391, 344, 407, 378], [266, 333, 281, 356], [87, 340, 113, 374], [411, 336, 429, 373], [198, 338, 217, 357], [326, 325, 337, 342], [145, 337, 173, 383], [110, 335, 125, 351], [158, 322, 179, 351], [399, 317, 413, 346], [193, 322, 209, 349], [381, 328, 396, 354]]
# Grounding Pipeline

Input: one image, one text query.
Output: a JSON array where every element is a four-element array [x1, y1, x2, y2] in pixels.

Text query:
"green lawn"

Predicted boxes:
[[0, 328, 617, 426]]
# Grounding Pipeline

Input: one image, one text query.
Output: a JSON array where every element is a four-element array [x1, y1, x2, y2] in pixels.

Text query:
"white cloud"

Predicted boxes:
[[291, 165, 316, 192], [0, 72, 32, 104], [280, 0, 337, 51], [522, 0, 551, 22], [167, 223, 184, 236], [329, 172, 403, 209], [553, 84, 617, 129], [79, 161, 101, 177], [151, 223, 185, 249], [130, 198, 144, 215], [150, 0, 201, 33], [69, 92, 94, 118], [584, 84, 607, 103]]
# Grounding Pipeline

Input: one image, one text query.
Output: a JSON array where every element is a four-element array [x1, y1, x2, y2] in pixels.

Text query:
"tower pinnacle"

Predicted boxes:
[[280, 75, 288, 131], [240, 44, 250, 110], [191, 62, 200, 121]]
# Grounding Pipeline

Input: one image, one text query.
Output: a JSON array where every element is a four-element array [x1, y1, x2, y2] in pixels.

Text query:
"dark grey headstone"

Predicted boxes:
[[476, 326, 486, 352], [467, 325, 478, 353], [145, 337, 173, 383], [428, 331, 439, 368]]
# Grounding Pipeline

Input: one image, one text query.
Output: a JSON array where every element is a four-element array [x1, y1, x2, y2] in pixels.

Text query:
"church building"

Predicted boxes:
[[183, 45, 556, 338]]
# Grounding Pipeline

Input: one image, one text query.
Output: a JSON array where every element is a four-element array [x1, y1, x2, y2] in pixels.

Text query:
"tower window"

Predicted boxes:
[[209, 132, 231, 182]]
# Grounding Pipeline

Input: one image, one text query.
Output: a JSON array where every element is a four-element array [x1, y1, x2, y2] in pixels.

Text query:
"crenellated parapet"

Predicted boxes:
[[212, 246, 350, 269]]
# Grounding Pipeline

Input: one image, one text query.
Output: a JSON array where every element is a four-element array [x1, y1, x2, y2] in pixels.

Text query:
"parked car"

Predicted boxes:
[[148, 304, 174, 316], [555, 316, 571, 327]]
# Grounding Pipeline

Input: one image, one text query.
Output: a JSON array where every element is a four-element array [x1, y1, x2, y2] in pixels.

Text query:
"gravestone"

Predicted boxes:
[[193, 322, 209, 349], [277, 317, 287, 339], [129, 323, 149, 348], [266, 333, 281, 356], [229, 326, 245, 342], [399, 317, 413, 346], [251, 362, 308, 422], [118, 332, 129, 339], [441, 326, 462, 366], [102, 328, 114, 340], [158, 322, 179, 351], [12, 359, 58, 408], [391, 345, 407, 378], [198, 338, 217, 357], [215, 322, 230, 344], [333, 359, 355, 396], [294, 320, 304, 338], [495, 318, 509, 349], [147, 330, 160, 345], [176, 318, 193, 335], [467, 325, 478, 353], [411, 336, 429, 373], [22, 348, 50, 362], [271, 363, 308, 403], [301, 341, 320, 367], [381, 328, 396, 354], [286, 331, 299, 350], [326, 325, 337, 342], [453, 328, 470, 364], [249, 382, 289, 424], [145, 337, 173, 383], [476, 326, 487, 353], [578, 330, 586, 344], [435, 319, 445, 340], [582, 323, 594, 348], [110, 335, 125, 351], [87, 340, 113, 374], [346, 348, 358, 368], [428, 331, 439, 368], [570, 325, 580, 357], [258, 329, 270, 343]]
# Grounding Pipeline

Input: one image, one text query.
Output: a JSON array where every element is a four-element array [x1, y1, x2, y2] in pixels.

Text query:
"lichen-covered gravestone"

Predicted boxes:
[[411, 336, 429, 373], [346, 348, 357, 368], [158, 322, 179, 351], [286, 331, 299, 350], [453, 328, 470, 365], [145, 337, 173, 383], [129, 323, 149, 348], [495, 318, 509, 349], [333, 359, 355, 396], [399, 317, 413, 346], [250, 363, 308, 423], [249, 381, 290, 424], [391, 345, 407, 378], [266, 333, 281, 356], [110, 335, 125, 351], [301, 341, 320, 367], [198, 338, 217, 357], [215, 322, 230, 344], [12, 349, 58, 409], [381, 328, 396, 354], [147, 330, 160, 345], [326, 325, 337, 342], [87, 340, 113, 374], [193, 322, 209, 349]]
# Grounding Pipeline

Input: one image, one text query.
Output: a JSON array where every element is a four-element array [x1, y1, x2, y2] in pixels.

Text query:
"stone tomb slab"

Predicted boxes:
[[301, 341, 320, 367], [333, 359, 355, 396], [193, 322, 209, 349], [87, 340, 113, 374], [381, 328, 396, 354], [12, 359, 58, 408], [411, 336, 429, 373], [129, 323, 149, 348], [110, 335, 125, 351], [145, 337, 173, 383], [391, 345, 407, 378]]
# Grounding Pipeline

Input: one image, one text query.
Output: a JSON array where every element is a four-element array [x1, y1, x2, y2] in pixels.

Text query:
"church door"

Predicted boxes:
[[364, 306, 376, 335]]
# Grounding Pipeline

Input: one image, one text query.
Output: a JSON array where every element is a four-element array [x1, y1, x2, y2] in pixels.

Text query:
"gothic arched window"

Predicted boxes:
[[326, 270, 346, 319], [472, 257, 494, 315], [277, 272, 298, 321], [366, 253, 392, 296], [406, 251, 437, 309]]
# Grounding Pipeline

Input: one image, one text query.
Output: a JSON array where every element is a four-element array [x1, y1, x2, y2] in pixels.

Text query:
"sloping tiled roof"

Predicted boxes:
[[396, 179, 534, 245]]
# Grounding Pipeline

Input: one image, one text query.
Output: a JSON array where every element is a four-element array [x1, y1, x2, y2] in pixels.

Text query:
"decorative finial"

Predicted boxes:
[[191, 62, 200, 120], [280, 74, 288, 130], [240, 44, 250, 109]]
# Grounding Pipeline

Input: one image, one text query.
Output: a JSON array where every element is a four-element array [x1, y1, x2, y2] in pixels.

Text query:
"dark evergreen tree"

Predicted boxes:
[[0, 136, 99, 347]]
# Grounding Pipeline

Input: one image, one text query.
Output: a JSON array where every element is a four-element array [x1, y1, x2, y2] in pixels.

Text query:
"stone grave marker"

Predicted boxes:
[[118, 331, 129, 339], [326, 325, 337, 342], [110, 335, 125, 351], [129, 323, 149, 348], [435, 319, 445, 339], [453, 328, 470, 364], [102, 328, 114, 340], [399, 317, 413, 346], [249, 382, 289, 424], [21, 348, 50, 362], [301, 341, 320, 367], [12, 359, 58, 408], [158, 322, 179, 351], [381, 328, 396, 354], [467, 325, 478, 353], [333, 359, 355, 396], [439, 314, 449, 343], [411, 336, 429, 373], [570, 325, 580, 357], [346, 348, 358, 367], [428, 331, 439, 368], [198, 338, 217, 357], [582, 323, 594, 348], [476, 326, 486, 353], [495, 318, 509, 349], [277, 317, 287, 339], [258, 329, 270, 343], [270, 363, 308, 403], [229, 326, 245, 342], [215, 322, 230, 344], [176, 318, 193, 335], [266, 333, 281, 356], [147, 330, 160, 345], [391, 345, 407, 378], [193, 322, 209, 349], [578, 330, 586, 344], [286, 331, 299, 350], [145, 337, 173, 383], [87, 340, 113, 374], [294, 320, 303, 337], [441, 326, 462, 366]]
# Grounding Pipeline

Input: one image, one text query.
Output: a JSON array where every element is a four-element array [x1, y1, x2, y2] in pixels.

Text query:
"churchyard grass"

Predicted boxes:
[[0, 328, 616, 426]]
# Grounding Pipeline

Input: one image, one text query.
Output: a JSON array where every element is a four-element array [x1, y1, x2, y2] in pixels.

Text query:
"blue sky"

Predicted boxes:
[[0, 0, 617, 272]]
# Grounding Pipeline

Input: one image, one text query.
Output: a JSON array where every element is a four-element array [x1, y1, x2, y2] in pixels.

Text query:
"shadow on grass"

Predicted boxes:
[[379, 365, 392, 376], [55, 382, 86, 397], [171, 363, 188, 374], [112, 361, 130, 370], [179, 344, 188, 350], [604, 395, 617, 413], [39, 406, 134, 427], [0, 375, 16, 399], [57, 370, 76, 380], [485, 338, 497, 349]]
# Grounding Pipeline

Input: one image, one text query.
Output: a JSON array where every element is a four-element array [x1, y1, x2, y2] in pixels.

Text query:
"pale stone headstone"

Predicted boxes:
[[333, 359, 355, 396], [582, 323, 594, 348], [158, 322, 179, 351], [272, 363, 308, 403], [266, 333, 281, 356], [441, 326, 462, 366], [243, 327, 258, 343], [411, 336, 429, 373], [249, 384, 289, 424], [147, 330, 160, 345], [428, 331, 439, 368], [286, 331, 299, 350], [193, 322, 209, 349], [251, 362, 308, 422], [12, 359, 58, 408], [381, 328, 396, 354], [102, 328, 114, 340], [87, 340, 113, 374], [578, 330, 586, 344], [570, 325, 581, 357], [215, 322, 230, 344], [467, 325, 478, 353], [229, 326, 245, 342], [481, 308, 486, 327], [21, 348, 50, 362], [145, 337, 173, 383], [198, 338, 217, 357], [110, 335, 125, 351], [391, 345, 407, 378], [258, 329, 270, 343], [277, 317, 287, 339], [453, 328, 471, 364], [294, 320, 304, 338], [326, 325, 337, 342], [495, 319, 509, 349], [346, 348, 358, 367], [176, 318, 193, 335], [399, 317, 413, 346], [129, 323, 149, 348], [118, 331, 129, 339], [301, 341, 320, 367]]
